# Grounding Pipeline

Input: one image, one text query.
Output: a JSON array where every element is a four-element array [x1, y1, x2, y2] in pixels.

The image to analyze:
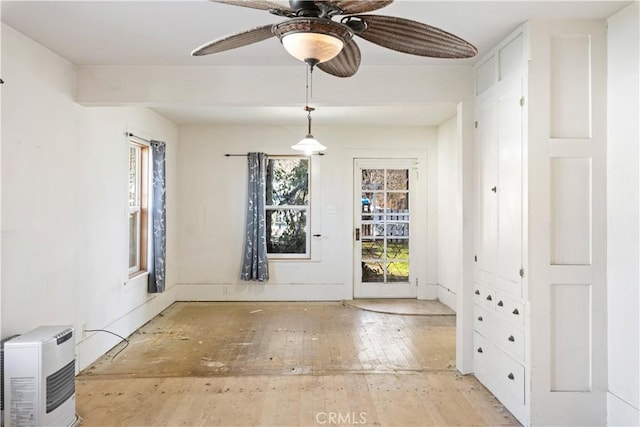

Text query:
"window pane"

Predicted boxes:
[[266, 209, 307, 254], [387, 240, 409, 260], [266, 158, 309, 206], [129, 211, 139, 269], [362, 262, 384, 282], [129, 146, 139, 207], [387, 169, 409, 190], [362, 169, 384, 190], [362, 239, 384, 259], [387, 262, 409, 282], [386, 193, 408, 210]]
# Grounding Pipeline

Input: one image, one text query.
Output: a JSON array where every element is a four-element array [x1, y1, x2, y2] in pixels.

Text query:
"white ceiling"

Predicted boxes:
[[1, 0, 631, 125]]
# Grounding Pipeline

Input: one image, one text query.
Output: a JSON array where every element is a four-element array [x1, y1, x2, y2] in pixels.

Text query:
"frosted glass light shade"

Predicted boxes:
[[291, 135, 327, 155], [282, 32, 344, 63]]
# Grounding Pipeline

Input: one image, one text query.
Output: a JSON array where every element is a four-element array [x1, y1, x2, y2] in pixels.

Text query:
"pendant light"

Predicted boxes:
[[291, 64, 327, 155], [291, 106, 326, 155]]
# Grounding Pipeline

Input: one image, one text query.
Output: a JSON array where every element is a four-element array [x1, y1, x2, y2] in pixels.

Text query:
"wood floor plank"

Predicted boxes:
[[77, 301, 520, 426]]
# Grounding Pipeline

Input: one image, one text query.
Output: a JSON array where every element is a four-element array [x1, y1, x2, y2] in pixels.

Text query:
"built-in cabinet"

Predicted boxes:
[[473, 29, 528, 424], [473, 20, 607, 426]]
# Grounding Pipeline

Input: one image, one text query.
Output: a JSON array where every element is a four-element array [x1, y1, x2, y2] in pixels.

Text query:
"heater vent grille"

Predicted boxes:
[[46, 360, 75, 414]]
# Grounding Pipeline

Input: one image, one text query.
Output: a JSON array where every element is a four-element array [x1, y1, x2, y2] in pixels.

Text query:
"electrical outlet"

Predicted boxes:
[[223, 285, 230, 294]]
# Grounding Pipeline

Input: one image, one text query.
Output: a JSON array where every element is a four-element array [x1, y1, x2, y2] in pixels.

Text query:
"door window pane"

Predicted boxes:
[[362, 169, 385, 190], [387, 169, 409, 190], [387, 262, 409, 282]]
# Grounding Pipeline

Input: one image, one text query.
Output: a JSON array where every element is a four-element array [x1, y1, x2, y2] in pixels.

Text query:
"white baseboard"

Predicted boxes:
[[437, 284, 457, 312], [75, 285, 177, 372], [175, 282, 350, 302]]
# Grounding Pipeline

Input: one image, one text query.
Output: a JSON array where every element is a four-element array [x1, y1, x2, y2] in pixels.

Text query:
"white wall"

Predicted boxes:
[[1, 24, 179, 371], [437, 116, 461, 311], [607, 3, 640, 425], [176, 124, 440, 301]]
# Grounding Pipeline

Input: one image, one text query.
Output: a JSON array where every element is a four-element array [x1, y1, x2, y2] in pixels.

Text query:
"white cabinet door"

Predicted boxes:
[[476, 98, 498, 285], [496, 77, 524, 297]]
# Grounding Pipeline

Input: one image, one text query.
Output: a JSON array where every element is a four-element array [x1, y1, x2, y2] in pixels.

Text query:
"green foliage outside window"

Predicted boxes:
[[266, 158, 309, 255]]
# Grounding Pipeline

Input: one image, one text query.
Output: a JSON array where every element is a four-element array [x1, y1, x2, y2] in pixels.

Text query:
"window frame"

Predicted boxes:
[[265, 155, 311, 260], [128, 139, 150, 277]]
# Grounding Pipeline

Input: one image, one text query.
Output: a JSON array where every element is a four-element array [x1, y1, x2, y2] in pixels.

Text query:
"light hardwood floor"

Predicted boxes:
[[76, 302, 519, 426]]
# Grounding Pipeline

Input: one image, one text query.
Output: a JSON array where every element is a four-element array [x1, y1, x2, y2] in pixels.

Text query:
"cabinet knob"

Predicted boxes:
[[497, 300, 504, 307], [508, 335, 515, 342], [475, 290, 480, 295], [477, 347, 483, 353], [512, 308, 520, 315], [491, 186, 497, 193], [486, 295, 492, 301], [508, 373, 515, 380], [477, 316, 483, 322]]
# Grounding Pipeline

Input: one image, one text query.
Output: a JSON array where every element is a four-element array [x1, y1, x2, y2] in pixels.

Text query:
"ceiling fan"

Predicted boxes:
[[192, 0, 478, 77]]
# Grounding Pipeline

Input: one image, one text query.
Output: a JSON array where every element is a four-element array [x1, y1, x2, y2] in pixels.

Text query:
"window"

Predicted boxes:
[[266, 156, 310, 258], [128, 141, 149, 275]]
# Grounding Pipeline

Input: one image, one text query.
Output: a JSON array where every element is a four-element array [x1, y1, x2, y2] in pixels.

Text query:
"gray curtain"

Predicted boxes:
[[241, 152, 269, 281], [149, 140, 166, 293]]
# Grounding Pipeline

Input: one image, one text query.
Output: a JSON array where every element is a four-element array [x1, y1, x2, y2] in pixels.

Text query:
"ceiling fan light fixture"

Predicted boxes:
[[274, 18, 353, 64], [281, 32, 343, 64]]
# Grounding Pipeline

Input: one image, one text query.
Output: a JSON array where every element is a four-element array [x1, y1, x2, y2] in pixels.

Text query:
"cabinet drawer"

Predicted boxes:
[[494, 321, 525, 361], [474, 305, 491, 337], [473, 331, 493, 367], [495, 292, 525, 325], [494, 349, 525, 404], [474, 284, 496, 311]]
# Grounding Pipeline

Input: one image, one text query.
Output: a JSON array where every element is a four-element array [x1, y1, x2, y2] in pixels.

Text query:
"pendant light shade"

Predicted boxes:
[[291, 134, 327, 156]]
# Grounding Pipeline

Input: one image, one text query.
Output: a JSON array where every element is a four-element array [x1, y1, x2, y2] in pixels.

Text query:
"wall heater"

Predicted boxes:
[[3, 326, 76, 427]]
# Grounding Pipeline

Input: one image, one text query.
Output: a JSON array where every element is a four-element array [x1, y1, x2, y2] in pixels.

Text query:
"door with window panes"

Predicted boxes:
[[354, 160, 417, 298]]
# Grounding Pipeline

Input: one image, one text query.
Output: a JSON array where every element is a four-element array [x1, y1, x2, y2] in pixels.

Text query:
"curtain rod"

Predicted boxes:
[[224, 153, 325, 157], [126, 132, 151, 143]]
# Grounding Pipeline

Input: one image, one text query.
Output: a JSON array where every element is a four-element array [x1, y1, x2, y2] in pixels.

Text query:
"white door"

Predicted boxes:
[[353, 159, 418, 298]]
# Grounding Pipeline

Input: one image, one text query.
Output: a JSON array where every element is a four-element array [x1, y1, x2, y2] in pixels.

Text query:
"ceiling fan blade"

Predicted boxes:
[[192, 24, 275, 56], [352, 14, 478, 59], [317, 38, 361, 77], [209, 0, 292, 13], [324, 1, 393, 14]]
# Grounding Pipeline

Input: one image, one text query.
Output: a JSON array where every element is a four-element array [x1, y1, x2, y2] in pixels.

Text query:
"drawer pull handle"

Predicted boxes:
[[475, 290, 480, 295], [512, 308, 520, 315], [491, 186, 497, 193], [477, 316, 483, 322], [477, 347, 483, 353], [508, 335, 515, 342], [486, 295, 492, 301], [508, 373, 515, 380], [497, 300, 504, 307]]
